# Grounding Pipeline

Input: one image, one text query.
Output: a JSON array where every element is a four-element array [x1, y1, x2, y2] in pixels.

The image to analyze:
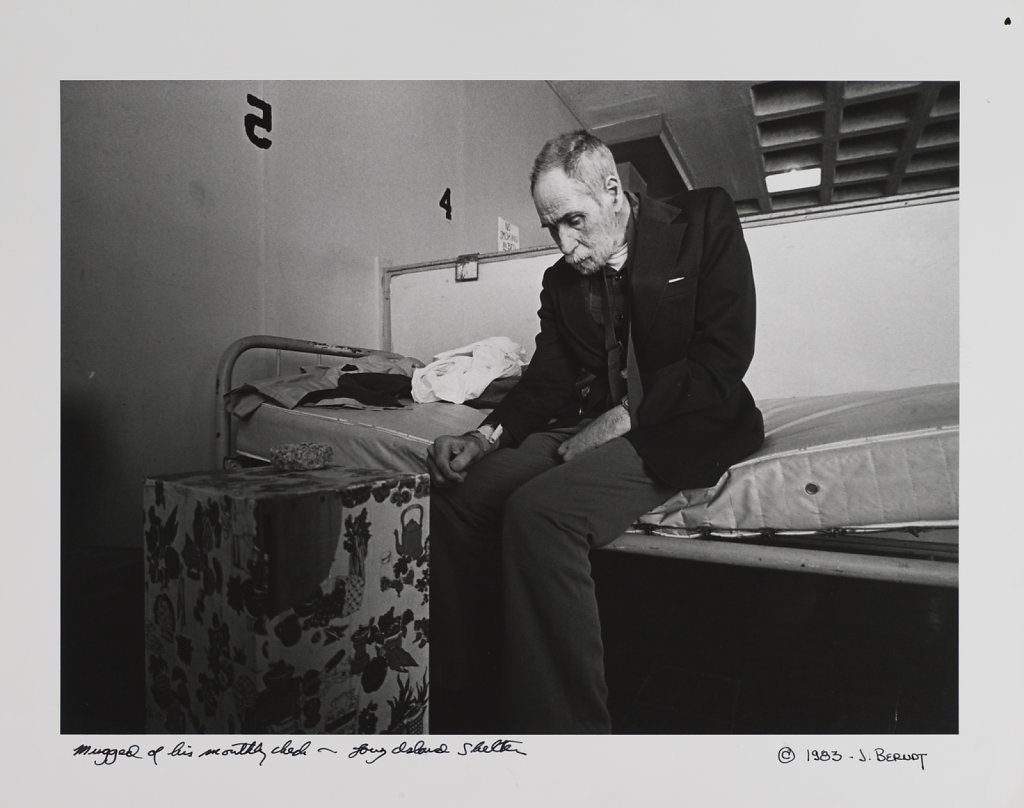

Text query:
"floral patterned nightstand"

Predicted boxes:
[[143, 465, 429, 734]]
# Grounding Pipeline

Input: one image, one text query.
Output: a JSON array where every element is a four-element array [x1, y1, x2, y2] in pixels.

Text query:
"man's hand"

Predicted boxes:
[[557, 404, 631, 463], [426, 432, 490, 487]]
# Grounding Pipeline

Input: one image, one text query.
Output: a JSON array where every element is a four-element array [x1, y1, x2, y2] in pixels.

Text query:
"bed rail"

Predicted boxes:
[[607, 532, 957, 587], [215, 335, 403, 467]]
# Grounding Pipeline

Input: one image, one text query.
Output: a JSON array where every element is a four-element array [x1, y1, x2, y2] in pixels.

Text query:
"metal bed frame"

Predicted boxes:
[[217, 335, 958, 588]]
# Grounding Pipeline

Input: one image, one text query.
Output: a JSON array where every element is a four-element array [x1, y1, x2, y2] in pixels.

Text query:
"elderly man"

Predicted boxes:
[[427, 130, 764, 733]]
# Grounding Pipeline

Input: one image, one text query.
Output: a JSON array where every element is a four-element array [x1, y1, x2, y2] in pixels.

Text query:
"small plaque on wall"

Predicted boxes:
[[455, 256, 479, 283]]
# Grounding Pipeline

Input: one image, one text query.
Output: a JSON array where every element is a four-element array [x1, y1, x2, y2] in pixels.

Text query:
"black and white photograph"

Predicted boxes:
[[61, 78, 962, 738], [4, 1, 1023, 806]]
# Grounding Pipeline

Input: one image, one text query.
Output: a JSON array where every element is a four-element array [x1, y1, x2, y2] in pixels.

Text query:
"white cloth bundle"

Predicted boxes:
[[411, 336, 525, 404]]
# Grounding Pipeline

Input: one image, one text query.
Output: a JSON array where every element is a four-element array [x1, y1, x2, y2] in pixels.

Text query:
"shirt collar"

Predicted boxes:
[[605, 193, 638, 275]]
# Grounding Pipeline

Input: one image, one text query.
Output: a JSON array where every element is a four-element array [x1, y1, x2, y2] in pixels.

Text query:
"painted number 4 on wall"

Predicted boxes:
[[439, 187, 452, 220]]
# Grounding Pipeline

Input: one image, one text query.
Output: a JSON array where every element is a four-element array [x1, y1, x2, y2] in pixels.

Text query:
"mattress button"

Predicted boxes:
[[804, 483, 820, 495]]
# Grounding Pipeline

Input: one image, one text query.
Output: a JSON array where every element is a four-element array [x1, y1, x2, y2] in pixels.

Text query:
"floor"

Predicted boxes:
[[61, 545, 957, 735]]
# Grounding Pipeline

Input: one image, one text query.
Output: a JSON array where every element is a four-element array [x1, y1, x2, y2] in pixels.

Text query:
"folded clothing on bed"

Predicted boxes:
[[411, 336, 525, 405], [228, 363, 418, 416], [301, 373, 412, 408]]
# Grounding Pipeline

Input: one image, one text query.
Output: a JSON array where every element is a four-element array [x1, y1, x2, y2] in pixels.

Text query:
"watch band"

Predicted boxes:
[[473, 423, 503, 445]]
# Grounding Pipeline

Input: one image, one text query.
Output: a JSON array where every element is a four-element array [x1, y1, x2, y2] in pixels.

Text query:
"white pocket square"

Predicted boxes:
[[667, 275, 687, 284]]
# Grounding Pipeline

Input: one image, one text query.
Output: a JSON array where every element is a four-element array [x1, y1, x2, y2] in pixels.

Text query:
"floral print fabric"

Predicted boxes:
[[144, 466, 430, 734]]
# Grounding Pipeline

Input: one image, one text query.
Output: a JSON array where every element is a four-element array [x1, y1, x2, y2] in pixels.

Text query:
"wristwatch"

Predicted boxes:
[[471, 423, 504, 446], [620, 395, 629, 413]]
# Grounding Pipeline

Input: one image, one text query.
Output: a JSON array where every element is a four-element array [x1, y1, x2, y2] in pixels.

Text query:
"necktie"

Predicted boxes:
[[625, 325, 643, 428], [600, 270, 643, 427]]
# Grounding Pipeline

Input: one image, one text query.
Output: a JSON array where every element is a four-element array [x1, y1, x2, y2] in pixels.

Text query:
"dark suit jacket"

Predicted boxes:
[[485, 187, 764, 489]]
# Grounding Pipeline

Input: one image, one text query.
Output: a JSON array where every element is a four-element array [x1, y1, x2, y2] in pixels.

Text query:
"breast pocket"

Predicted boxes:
[[659, 274, 698, 302]]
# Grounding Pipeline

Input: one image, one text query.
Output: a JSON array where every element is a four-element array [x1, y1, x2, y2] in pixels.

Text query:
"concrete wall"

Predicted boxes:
[[61, 80, 580, 548]]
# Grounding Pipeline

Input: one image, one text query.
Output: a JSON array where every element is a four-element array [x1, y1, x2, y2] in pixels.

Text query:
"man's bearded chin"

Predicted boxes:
[[569, 256, 603, 276], [567, 246, 613, 275]]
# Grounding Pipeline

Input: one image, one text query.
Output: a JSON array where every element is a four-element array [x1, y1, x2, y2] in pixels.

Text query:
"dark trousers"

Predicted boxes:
[[430, 426, 675, 734]]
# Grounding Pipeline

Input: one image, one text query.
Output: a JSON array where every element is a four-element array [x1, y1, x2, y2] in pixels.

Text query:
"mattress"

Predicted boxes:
[[235, 383, 958, 540], [236, 400, 486, 473], [639, 383, 958, 534]]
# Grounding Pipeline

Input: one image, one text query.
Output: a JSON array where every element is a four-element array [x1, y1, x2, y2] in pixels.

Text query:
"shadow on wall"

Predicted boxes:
[[62, 393, 117, 549], [62, 393, 147, 732]]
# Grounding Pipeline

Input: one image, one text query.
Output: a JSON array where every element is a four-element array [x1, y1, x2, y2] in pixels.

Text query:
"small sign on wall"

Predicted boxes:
[[498, 217, 520, 252]]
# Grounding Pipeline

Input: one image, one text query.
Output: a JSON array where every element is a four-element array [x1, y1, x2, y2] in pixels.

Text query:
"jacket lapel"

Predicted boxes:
[[630, 195, 688, 344]]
